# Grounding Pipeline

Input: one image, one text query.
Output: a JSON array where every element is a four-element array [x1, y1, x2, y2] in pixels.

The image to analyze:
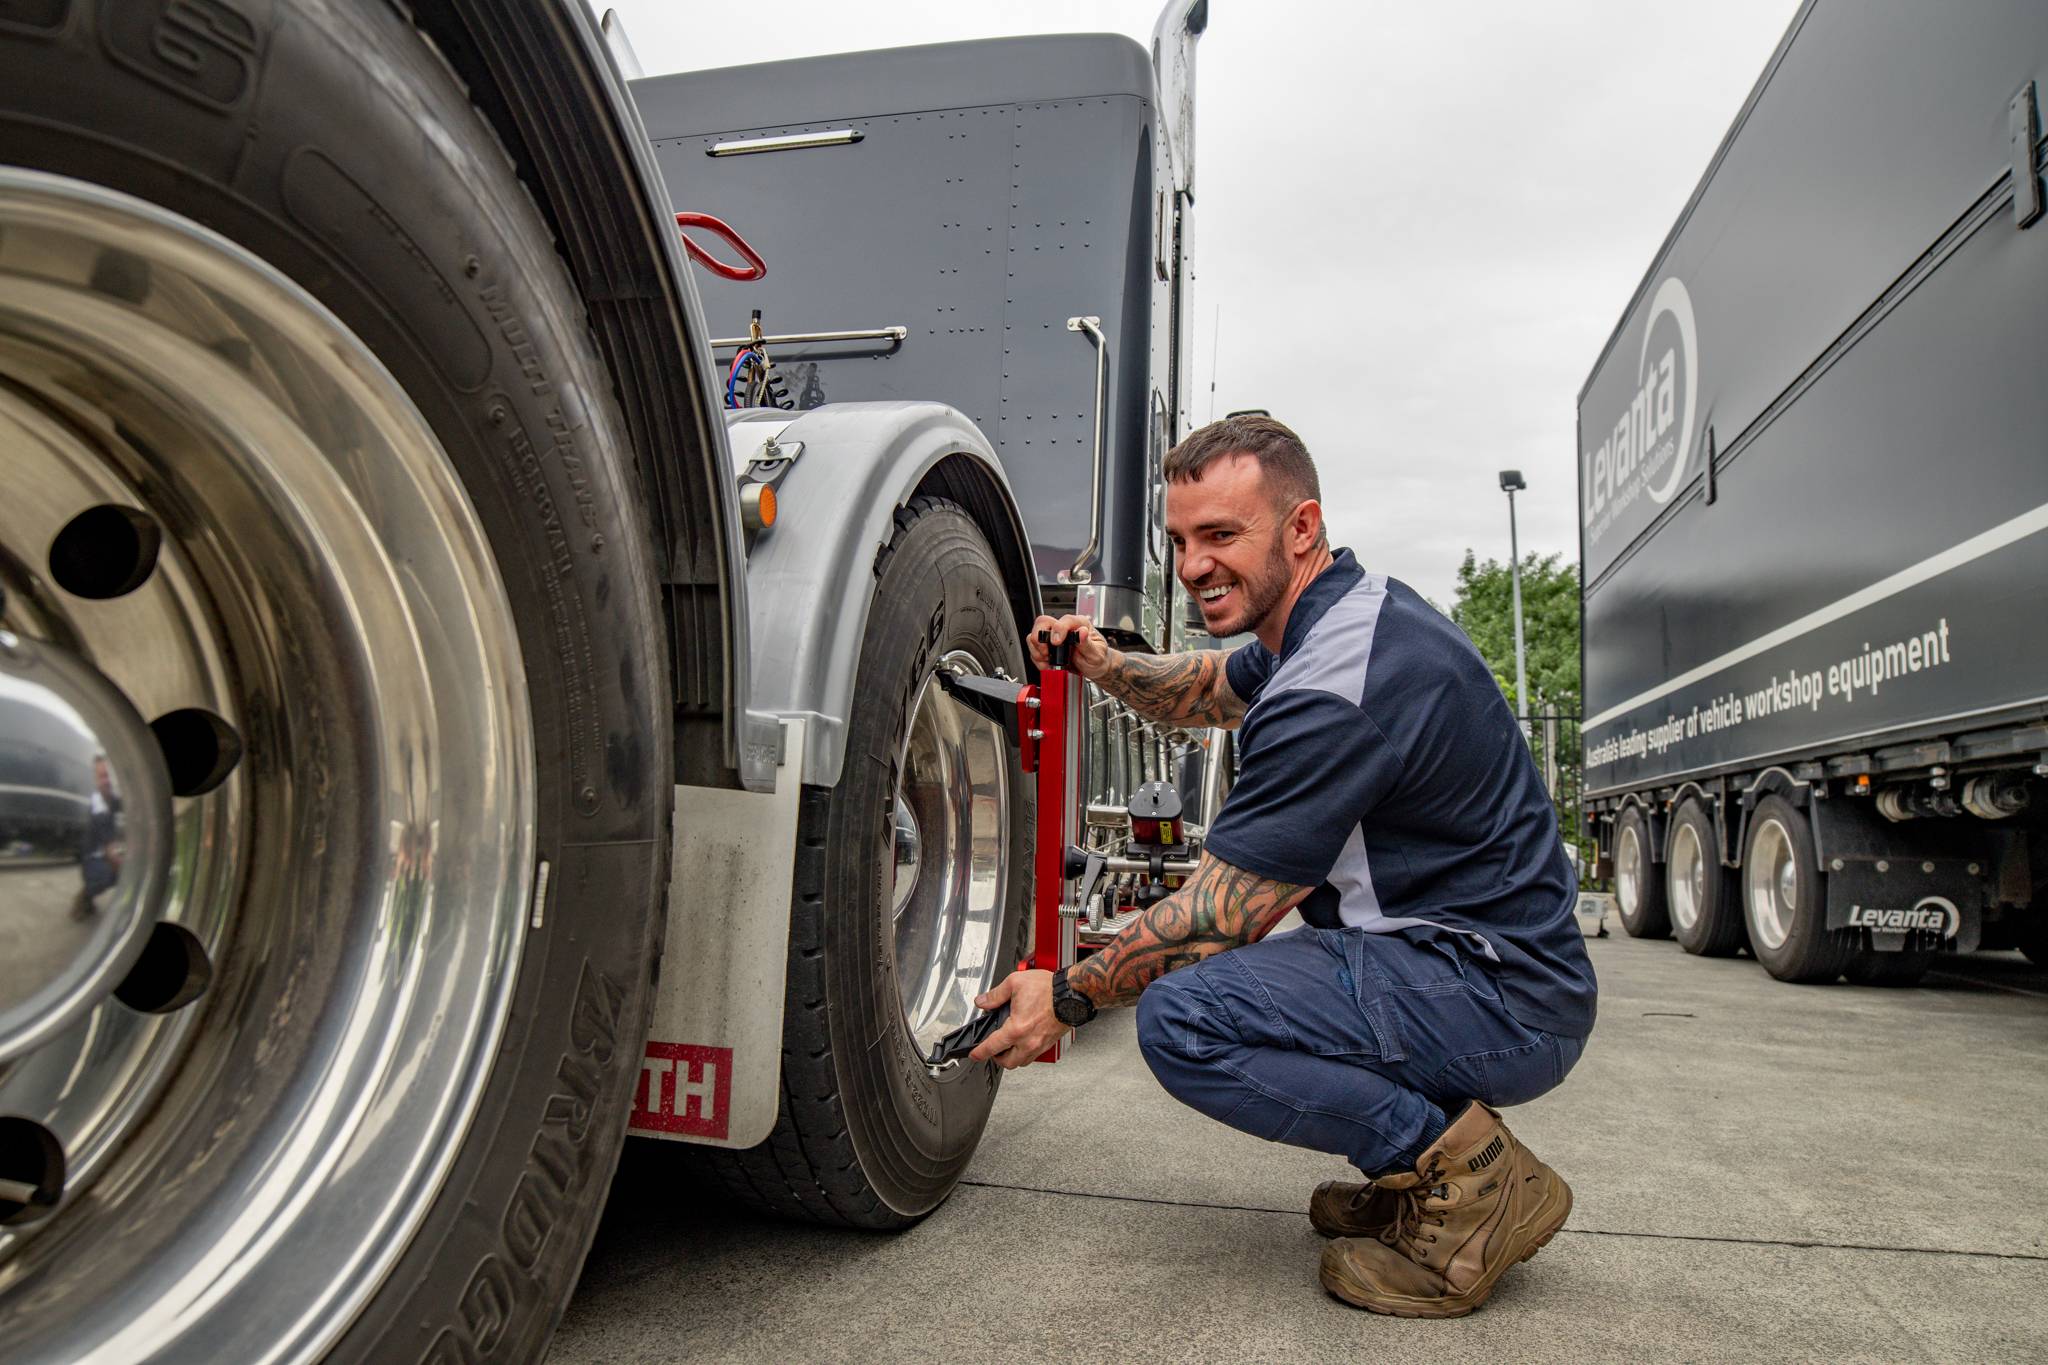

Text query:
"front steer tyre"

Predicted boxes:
[[1742, 796, 1856, 984], [697, 497, 1032, 1227], [0, 7, 671, 1362]]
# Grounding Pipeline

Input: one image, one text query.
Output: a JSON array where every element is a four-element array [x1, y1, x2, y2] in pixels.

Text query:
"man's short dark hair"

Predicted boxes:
[[1163, 414, 1322, 516]]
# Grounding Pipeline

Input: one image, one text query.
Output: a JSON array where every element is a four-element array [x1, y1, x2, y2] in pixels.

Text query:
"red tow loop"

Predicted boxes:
[[673, 211, 767, 281]]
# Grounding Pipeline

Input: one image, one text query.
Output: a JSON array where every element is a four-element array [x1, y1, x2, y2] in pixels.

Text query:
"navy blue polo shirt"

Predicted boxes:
[[1204, 549, 1597, 1039]]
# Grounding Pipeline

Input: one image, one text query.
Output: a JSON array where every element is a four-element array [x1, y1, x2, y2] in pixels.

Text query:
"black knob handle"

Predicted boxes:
[[1038, 627, 1074, 671]]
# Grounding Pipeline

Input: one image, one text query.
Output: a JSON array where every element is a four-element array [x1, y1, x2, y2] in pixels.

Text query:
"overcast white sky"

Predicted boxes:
[[613, 0, 1799, 605]]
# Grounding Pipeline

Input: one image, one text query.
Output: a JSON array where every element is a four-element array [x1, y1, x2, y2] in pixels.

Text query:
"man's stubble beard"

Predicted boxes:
[[1216, 532, 1292, 639]]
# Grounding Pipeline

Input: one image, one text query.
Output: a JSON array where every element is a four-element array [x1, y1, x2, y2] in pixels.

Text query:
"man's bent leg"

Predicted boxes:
[[1134, 928, 1447, 1176]]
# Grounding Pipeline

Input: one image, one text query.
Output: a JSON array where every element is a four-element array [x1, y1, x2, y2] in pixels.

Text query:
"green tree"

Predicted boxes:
[[1449, 550, 1581, 716]]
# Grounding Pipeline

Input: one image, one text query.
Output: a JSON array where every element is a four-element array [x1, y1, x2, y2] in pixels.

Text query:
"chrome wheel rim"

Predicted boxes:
[[1669, 820, 1705, 933], [888, 650, 1010, 1057], [0, 170, 533, 1363], [1616, 822, 1642, 916], [1747, 816, 1797, 952]]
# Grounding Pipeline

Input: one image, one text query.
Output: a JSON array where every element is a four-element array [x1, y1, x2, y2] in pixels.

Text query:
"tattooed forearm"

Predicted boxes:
[[1093, 647, 1247, 729], [1067, 855, 1310, 1008]]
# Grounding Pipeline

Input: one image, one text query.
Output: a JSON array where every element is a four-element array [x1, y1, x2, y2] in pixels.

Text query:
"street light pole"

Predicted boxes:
[[1499, 470, 1530, 725]]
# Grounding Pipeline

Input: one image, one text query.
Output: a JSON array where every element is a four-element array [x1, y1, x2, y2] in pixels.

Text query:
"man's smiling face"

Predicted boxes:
[[1166, 452, 1296, 639]]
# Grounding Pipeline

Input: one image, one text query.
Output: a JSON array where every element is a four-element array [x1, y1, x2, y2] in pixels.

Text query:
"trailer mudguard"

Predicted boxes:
[[725, 400, 1042, 786]]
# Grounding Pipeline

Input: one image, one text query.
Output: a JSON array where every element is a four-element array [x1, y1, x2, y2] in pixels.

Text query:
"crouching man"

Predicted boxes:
[[970, 415, 1597, 1318]]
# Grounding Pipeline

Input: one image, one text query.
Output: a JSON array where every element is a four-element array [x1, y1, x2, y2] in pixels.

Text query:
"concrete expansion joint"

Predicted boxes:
[[956, 1179, 2048, 1264]]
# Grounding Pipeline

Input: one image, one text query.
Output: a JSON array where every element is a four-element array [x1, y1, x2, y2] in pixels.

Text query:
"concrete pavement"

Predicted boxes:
[[552, 934, 2048, 1362]]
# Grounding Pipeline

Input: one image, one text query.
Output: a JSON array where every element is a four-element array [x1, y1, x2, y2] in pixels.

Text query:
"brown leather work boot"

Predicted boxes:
[[1308, 1180, 1401, 1239], [1318, 1101, 1572, 1318]]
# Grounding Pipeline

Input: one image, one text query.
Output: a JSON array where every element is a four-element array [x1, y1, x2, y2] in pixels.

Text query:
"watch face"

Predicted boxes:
[[1054, 994, 1092, 1026]]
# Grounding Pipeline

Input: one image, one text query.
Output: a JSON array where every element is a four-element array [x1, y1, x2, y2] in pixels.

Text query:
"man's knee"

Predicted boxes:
[[1134, 979, 1186, 1064]]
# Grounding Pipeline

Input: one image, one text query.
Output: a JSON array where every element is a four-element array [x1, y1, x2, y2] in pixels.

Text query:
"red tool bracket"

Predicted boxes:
[[1026, 634, 1084, 1061], [673, 211, 767, 281], [935, 630, 1089, 1064]]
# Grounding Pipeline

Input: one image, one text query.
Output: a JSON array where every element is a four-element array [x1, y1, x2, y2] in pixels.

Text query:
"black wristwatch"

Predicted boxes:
[[1050, 967, 1098, 1027]]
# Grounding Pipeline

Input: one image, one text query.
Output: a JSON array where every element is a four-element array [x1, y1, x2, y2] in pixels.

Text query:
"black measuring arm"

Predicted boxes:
[[923, 1002, 1011, 1069]]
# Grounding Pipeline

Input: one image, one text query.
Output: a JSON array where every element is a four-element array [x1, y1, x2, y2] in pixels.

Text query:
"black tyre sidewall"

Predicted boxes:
[[1670, 801, 1744, 957], [1615, 806, 1670, 939], [0, 7, 670, 1361], [823, 499, 1030, 1222], [1744, 796, 1850, 984]]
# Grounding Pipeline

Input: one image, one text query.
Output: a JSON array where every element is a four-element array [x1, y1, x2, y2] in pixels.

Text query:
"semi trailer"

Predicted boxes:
[[0, 2, 1224, 1360], [1581, 0, 2048, 986]]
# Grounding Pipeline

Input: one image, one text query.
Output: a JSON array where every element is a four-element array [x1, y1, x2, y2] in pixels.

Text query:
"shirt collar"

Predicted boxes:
[[1276, 548, 1365, 661]]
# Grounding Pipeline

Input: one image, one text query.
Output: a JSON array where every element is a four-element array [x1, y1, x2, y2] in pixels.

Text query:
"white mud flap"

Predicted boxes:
[[629, 718, 804, 1148]]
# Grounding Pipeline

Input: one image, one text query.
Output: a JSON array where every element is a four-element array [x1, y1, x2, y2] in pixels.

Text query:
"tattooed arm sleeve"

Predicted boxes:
[[1066, 853, 1312, 1009], [1092, 646, 1248, 729]]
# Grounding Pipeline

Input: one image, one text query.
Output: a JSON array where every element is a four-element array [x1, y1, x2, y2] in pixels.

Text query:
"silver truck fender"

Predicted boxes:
[[731, 399, 1042, 787]]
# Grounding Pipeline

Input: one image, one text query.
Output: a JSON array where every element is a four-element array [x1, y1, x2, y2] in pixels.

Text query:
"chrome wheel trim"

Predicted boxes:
[[1747, 816, 1797, 952], [1616, 822, 1642, 916], [888, 650, 1010, 1057], [0, 170, 533, 1363], [1669, 820, 1705, 934]]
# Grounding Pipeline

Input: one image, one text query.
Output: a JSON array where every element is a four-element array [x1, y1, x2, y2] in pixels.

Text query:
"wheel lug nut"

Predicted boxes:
[[0, 1117, 65, 1225], [49, 504, 162, 600], [150, 708, 243, 797]]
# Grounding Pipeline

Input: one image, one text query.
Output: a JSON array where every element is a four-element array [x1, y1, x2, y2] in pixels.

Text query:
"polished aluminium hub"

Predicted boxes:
[[889, 650, 1011, 1061], [0, 168, 533, 1363], [0, 630, 170, 1063]]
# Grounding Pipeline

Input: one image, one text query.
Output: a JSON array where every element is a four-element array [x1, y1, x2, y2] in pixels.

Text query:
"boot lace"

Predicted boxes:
[[1391, 1160, 1448, 1255]]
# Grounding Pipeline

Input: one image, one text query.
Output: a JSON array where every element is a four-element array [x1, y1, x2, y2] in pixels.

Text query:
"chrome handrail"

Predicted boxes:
[[708, 326, 907, 348], [1063, 314, 1108, 584]]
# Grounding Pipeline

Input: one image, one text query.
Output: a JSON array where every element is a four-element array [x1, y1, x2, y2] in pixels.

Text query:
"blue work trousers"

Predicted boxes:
[[1135, 925, 1584, 1178]]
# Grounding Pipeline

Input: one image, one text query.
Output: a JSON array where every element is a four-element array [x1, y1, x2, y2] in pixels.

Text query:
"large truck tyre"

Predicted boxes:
[[0, 6, 671, 1361], [699, 497, 1031, 1227], [1742, 797, 1856, 983], [1667, 800, 1745, 957], [1613, 805, 1670, 938]]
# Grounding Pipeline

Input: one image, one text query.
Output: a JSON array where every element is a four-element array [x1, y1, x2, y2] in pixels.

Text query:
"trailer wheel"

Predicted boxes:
[[699, 497, 1030, 1227], [1843, 944, 1936, 986], [1613, 806, 1670, 938], [1667, 801, 1745, 956], [0, 5, 676, 1361], [1742, 797, 1856, 983]]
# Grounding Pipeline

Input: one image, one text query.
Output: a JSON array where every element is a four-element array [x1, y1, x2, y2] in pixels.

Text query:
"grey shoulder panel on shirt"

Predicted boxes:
[[1266, 572, 1387, 706]]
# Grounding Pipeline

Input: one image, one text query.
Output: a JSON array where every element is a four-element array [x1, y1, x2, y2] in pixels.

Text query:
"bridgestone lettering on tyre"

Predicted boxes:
[[0, 5, 673, 1361], [693, 497, 1031, 1227]]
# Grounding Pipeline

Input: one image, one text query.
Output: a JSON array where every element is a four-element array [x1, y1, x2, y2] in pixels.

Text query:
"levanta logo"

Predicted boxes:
[[1846, 896, 1961, 938], [1583, 276, 1698, 538]]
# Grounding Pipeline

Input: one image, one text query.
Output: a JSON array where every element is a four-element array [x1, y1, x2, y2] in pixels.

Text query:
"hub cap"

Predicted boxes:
[[0, 632, 171, 1063], [1669, 820, 1705, 934], [1616, 822, 1642, 914], [888, 651, 1010, 1058], [0, 170, 532, 1362], [1747, 816, 1798, 951]]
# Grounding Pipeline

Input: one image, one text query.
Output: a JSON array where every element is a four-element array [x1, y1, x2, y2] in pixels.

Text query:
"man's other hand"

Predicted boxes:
[[1028, 614, 1111, 681], [969, 969, 1064, 1068]]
